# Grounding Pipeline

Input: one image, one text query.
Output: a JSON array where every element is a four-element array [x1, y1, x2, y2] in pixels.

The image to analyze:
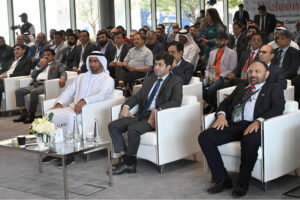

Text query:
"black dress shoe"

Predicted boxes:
[[23, 115, 35, 124], [232, 182, 249, 198], [112, 162, 136, 175], [207, 177, 233, 194], [13, 113, 28, 123]]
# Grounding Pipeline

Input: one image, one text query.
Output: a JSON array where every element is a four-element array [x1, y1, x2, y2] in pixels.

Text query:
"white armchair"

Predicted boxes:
[[203, 100, 300, 190], [217, 85, 295, 106], [110, 95, 202, 173], [133, 76, 203, 101], [1, 76, 31, 112]]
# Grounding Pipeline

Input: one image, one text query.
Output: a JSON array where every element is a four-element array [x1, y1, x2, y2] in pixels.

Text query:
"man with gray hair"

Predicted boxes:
[[272, 29, 300, 80], [146, 31, 165, 57], [268, 27, 299, 50]]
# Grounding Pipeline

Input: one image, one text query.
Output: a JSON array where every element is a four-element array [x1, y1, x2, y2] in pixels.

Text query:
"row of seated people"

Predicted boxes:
[[203, 30, 300, 114], [0, 38, 298, 198]]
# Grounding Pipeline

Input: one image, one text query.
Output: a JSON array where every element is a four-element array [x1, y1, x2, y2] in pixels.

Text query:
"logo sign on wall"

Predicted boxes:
[[244, 0, 299, 32]]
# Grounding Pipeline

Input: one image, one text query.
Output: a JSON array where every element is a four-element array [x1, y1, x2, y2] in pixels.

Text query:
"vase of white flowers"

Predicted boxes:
[[30, 113, 55, 149]]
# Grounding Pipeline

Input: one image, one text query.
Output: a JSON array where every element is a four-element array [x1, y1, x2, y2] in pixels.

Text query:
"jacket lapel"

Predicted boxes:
[[157, 74, 171, 97], [254, 83, 267, 114]]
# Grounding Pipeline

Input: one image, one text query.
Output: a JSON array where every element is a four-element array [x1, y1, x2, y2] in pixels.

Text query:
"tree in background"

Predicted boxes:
[[76, 0, 99, 39]]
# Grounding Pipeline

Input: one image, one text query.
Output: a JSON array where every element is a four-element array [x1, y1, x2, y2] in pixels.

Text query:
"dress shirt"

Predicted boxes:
[[36, 61, 53, 80], [99, 42, 108, 55], [113, 44, 124, 62], [124, 45, 153, 67], [233, 34, 241, 50]]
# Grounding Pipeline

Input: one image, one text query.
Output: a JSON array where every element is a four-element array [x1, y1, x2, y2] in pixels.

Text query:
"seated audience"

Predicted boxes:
[[108, 31, 131, 78], [0, 44, 31, 105], [0, 36, 14, 67], [176, 29, 200, 70], [272, 30, 300, 80], [268, 27, 299, 50], [27, 33, 48, 68], [204, 32, 237, 113], [155, 27, 168, 50], [138, 28, 147, 40], [168, 41, 194, 85], [259, 45, 287, 90], [108, 52, 183, 175], [129, 30, 138, 45], [146, 31, 165, 57], [16, 35, 30, 56], [116, 26, 131, 44], [167, 23, 180, 43], [115, 33, 153, 89], [73, 30, 96, 73], [61, 33, 78, 71], [95, 30, 114, 61], [43, 51, 114, 167], [199, 60, 285, 197], [13, 48, 67, 124], [47, 29, 56, 46]]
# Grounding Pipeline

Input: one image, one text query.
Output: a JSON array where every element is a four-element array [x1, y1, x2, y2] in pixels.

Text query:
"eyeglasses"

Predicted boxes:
[[259, 51, 272, 54], [251, 39, 262, 42]]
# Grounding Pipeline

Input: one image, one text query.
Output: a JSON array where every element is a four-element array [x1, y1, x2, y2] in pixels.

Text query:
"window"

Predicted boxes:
[[228, 0, 244, 33], [76, 0, 99, 40], [13, 0, 41, 37], [131, 0, 152, 30], [181, 0, 200, 27], [45, 0, 70, 40], [0, 0, 9, 44], [157, 0, 176, 33], [114, 0, 126, 28]]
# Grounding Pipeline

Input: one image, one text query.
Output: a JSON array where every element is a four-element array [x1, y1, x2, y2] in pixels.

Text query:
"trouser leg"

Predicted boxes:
[[204, 79, 224, 106], [15, 85, 34, 108], [238, 130, 261, 184], [28, 85, 44, 114]]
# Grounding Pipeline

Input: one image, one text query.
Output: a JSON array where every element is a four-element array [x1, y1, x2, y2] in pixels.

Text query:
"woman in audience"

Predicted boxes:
[[198, 8, 226, 66]]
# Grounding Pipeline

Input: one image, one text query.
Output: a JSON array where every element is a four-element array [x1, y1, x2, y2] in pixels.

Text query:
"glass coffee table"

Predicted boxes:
[[0, 136, 113, 199]]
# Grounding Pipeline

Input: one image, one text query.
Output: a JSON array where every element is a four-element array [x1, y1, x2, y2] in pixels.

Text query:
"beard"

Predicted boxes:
[[99, 40, 108, 46], [68, 41, 75, 46], [217, 43, 226, 49]]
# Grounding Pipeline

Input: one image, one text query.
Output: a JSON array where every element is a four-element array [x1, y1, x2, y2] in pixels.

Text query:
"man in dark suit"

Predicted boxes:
[[95, 30, 114, 61], [73, 30, 96, 73], [14, 48, 67, 124], [108, 31, 131, 79], [168, 41, 194, 85], [259, 45, 287, 90], [61, 33, 78, 71], [233, 4, 250, 28], [272, 30, 300, 80], [0, 44, 31, 106], [108, 52, 183, 175], [254, 5, 276, 36], [227, 22, 248, 61], [199, 60, 285, 197], [146, 31, 165, 57], [0, 36, 14, 68], [227, 33, 262, 85]]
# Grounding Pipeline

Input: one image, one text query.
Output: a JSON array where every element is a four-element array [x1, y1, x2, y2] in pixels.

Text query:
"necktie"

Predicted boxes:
[[242, 51, 255, 73], [138, 78, 163, 118], [261, 17, 265, 31], [277, 49, 283, 65], [240, 85, 255, 105]]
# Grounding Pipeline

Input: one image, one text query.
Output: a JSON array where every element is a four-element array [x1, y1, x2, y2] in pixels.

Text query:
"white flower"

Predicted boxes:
[[31, 116, 55, 135]]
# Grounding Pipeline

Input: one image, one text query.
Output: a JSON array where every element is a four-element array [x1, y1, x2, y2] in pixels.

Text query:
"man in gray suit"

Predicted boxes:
[[108, 52, 183, 175], [203, 32, 237, 113], [14, 48, 67, 124]]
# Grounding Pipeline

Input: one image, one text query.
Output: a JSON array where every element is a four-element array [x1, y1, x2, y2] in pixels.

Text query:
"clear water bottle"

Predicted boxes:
[[94, 118, 101, 143], [73, 116, 82, 141]]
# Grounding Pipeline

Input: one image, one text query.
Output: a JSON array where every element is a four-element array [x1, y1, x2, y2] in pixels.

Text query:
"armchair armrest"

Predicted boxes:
[[111, 104, 139, 121], [284, 86, 294, 101], [262, 110, 300, 182], [217, 86, 236, 106], [19, 77, 33, 88], [133, 84, 142, 95], [156, 102, 202, 165], [42, 98, 57, 116], [203, 112, 216, 130]]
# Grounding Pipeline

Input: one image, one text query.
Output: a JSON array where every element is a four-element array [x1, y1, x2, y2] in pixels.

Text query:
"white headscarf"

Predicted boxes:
[[175, 29, 200, 52], [85, 51, 109, 75]]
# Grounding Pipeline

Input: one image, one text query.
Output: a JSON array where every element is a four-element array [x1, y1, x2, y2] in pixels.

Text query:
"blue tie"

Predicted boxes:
[[138, 78, 163, 118]]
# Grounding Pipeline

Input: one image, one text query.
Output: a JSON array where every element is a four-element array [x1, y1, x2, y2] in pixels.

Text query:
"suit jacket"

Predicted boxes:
[[0, 56, 31, 77], [206, 46, 237, 77], [0, 45, 14, 67], [73, 41, 96, 73], [107, 43, 131, 65], [254, 13, 276, 34], [267, 62, 287, 90], [233, 10, 250, 26], [61, 45, 78, 70], [272, 46, 300, 79], [171, 59, 194, 85], [124, 73, 183, 115], [217, 81, 285, 123], [26, 43, 49, 68], [95, 40, 115, 62], [31, 61, 67, 84], [227, 33, 247, 61], [233, 49, 260, 77]]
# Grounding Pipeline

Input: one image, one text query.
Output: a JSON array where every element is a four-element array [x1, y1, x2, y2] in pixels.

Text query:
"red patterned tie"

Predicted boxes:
[[242, 51, 255, 73]]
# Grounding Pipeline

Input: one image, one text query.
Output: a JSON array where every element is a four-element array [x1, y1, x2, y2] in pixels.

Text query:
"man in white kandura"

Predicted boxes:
[[43, 51, 114, 167]]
